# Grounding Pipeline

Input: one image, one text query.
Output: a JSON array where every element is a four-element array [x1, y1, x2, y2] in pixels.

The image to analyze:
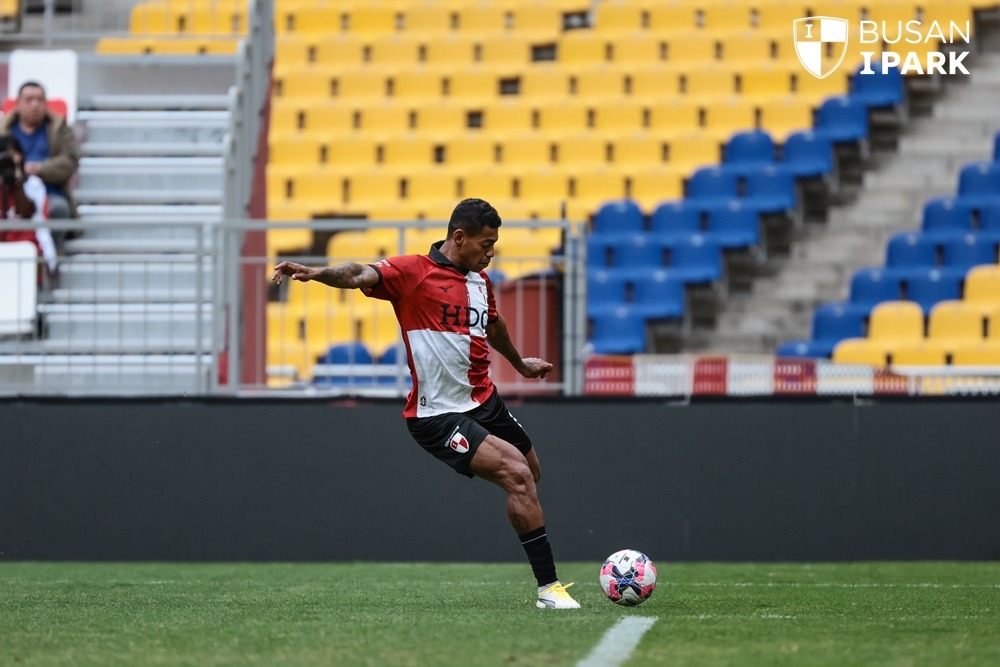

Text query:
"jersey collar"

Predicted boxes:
[[429, 240, 467, 274]]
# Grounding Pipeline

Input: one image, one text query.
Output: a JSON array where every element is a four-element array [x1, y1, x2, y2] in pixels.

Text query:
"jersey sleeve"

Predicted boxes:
[[484, 272, 498, 324], [362, 255, 422, 301]]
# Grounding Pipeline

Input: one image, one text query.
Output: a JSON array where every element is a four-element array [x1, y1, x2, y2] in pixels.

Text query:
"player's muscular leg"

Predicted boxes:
[[525, 448, 541, 484], [470, 435, 544, 534]]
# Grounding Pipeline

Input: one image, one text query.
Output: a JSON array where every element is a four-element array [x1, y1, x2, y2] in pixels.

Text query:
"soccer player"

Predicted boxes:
[[271, 198, 580, 610]]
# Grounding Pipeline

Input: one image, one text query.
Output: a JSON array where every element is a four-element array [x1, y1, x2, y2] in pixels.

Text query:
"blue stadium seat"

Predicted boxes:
[[905, 268, 963, 313], [994, 131, 1000, 162], [885, 232, 937, 268], [850, 267, 902, 309], [590, 305, 646, 354], [686, 165, 739, 207], [706, 200, 759, 249], [587, 269, 629, 318], [612, 234, 664, 271], [593, 199, 644, 235], [742, 165, 797, 215], [315, 342, 375, 386], [780, 131, 833, 179], [723, 130, 776, 171], [777, 302, 867, 358], [942, 233, 998, 272], [667, 234, 724, 284], [650, 200, 702, 241], [980, 200, 1000, 235], [586, 234, 615, 270], [815, 96, 869, 143], [632, 269, 685, 320], [921, 196, 976, 239], [957, 162, 1000, 207], [849, 62, 904, 108]]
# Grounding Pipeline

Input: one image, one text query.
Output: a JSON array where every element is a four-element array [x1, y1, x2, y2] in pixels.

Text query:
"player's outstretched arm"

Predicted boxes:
[[486, 314, 553, 379], [271, 261, 380, 289]]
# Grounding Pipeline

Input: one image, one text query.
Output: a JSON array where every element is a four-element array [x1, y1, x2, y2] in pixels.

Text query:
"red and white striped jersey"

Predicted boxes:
[[362, 242, 498, 418]]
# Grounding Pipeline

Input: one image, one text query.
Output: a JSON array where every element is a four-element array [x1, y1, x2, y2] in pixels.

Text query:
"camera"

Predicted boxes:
[[0, 152, 17, 184]]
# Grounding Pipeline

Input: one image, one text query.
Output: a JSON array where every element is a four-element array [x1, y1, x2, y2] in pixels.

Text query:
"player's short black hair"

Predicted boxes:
[[447, 198, 502, 238], [17, 81, 45, 98]]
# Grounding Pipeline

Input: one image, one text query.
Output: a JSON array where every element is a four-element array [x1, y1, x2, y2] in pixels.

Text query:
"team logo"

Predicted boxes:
[[449, 430, 470, 454], [793, 16, 849, 79]]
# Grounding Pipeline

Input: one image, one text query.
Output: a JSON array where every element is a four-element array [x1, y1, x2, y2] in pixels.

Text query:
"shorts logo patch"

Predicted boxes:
[[449, 431, 470, 454]]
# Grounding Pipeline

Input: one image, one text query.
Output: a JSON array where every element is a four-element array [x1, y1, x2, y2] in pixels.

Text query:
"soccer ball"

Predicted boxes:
[[599, 549, 657, 606]]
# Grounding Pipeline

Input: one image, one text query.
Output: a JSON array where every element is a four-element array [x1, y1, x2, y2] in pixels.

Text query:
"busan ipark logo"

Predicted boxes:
[[794, 16, 972, 78]]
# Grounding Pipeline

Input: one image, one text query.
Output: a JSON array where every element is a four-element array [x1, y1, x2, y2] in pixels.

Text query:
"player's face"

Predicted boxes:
[[456, 226, 498, 272]]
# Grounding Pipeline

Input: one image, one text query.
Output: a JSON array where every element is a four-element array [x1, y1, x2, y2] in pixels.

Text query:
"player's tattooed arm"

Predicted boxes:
[[486, 314, 553, 380], [271, 261, 379, 289]]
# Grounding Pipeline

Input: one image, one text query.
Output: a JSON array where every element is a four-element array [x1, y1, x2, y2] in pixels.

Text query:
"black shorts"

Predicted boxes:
[[406, 389, 533, 478]]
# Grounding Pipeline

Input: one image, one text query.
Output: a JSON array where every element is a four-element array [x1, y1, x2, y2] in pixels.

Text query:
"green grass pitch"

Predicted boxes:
[[3, 562, 999, 666]]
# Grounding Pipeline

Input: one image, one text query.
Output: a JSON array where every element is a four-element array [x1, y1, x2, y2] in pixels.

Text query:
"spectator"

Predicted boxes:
[[1, 81, 79, 226], [0, 134, 58, 282]]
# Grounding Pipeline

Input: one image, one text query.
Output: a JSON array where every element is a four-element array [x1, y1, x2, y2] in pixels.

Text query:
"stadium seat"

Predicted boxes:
[[927, 301, 985, 350], [885, 232, 937, 269], [650, 200, 703, 242], [667, 234, 724, 284], [832, 338, 888, 366], [723, 130, 776, 171], [686, 166, 739, 208], [850, 268, 902, 310], [906, 269, 963, 314], [849, 63, 904, 109], [632, 269, 686, 320], [742, 166, 797, 216], [587, 269, 629, 318], [994, 131, 1000, 162], [705, 201, 760, 250], [942, 234, 998, 272], [592, 199, 644, 235], [815, 96, 869, 143], [777, 302, 869, 359], [957, 162, 1000, 207], [590, 306, 646, 354], [612, 234, 664, 272], [921, 196, 977, 239], [586, 234, 615, 270], [757, 97, 815, 141], [891, 342, 948, 366], [314, 342, 376, 386], [981, 200, 1000, 235], [964, 266, 1000, 313], [951, 342, 1000, 366], [868, 301, 925, 342], [780, 131, 834, 179]]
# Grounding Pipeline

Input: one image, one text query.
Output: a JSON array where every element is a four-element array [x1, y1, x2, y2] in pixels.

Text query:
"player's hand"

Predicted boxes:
[[271, 261, 316, 284], [519, 357, 553, 379]]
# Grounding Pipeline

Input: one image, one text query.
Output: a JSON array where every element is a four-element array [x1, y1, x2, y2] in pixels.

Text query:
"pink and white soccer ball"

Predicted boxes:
[[599, 549, 657, 606]]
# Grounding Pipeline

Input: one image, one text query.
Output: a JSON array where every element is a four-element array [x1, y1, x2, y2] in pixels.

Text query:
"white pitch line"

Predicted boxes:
[[576, 616, 658, 667]]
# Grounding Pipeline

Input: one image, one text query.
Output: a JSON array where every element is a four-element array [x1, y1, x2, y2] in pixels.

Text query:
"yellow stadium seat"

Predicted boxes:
[[520, 66, 570, 98], [129, 3, 178, 34], [648, 100, 701, 131], [442, 135, 495, 167], [312, 37, 367, 66], [96, 38, 149, 55], [515, 168, 566, 203], [278, 7, 342, 35], [832, 338, 889, 366], [400, 5, 452, 34], [327, 229, 398, 263], [611, 133, 666, 167], [566, 169, 629, 215], [390, 70, 443, 101], [368, 37, 422, 66], [927, 300, 985, 348], [700, 4, 754, 31], [667, 132, 723, 168], [267, 226, 313, 257], [462, 169, 516, 202], [626, 167, 686, 209], [571, 67, 627, 98], [648, 5, 698, 31], [684, 68, 738, 98], [404, 227, 444, 255], [403, 171, 457, 206], [593, 3, 644, 32], [325, 137, 379, 167], [554, 135, 607, 166], [869, 301, 925, 341], [359, 103, 412, 133], [455, 6, 508, 34], [721, 32, 779, 63], [560, 32, 609, 65], [304, 307, 357, 355], [891, 342, 948, 366], [989, 308, 1000, 340], [269, 135, 322, 166], [412, 103, 469, 133], [951, 342, 1000, 366], [186, 8, 245, 35], [794, 68, 851, 104], [964, 265, 1000, 312], [274, 70, 329, 100], [741, 66, 793, 99], [378, 136, 431, 166], [425, 35, 477, 64], [701, 99, 756, 134], [445, 70, 497, 100], [481, 38, 530, 65], [356, 303, 403, 355], [500, 135, 551, 166], [484, 100, 541, 135], [592, 103, 645, 132], [615, 33, 668, 64], [757, 97, 815, 140], [663, 32, 715, 64], [537, 102, 589, 133], [755, 4, 808, 29]]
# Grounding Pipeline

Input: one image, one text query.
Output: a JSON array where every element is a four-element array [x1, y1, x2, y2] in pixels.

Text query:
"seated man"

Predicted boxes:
[[0, 135, 58, 283], [1, 80, 79, 225]]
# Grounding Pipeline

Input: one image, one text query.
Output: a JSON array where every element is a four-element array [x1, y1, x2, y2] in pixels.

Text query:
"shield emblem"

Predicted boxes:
[[793, 17, 849, 79]]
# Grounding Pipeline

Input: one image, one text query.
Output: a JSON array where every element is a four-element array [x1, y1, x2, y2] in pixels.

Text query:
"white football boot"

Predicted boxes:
[[536, 581, 581, 609]]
